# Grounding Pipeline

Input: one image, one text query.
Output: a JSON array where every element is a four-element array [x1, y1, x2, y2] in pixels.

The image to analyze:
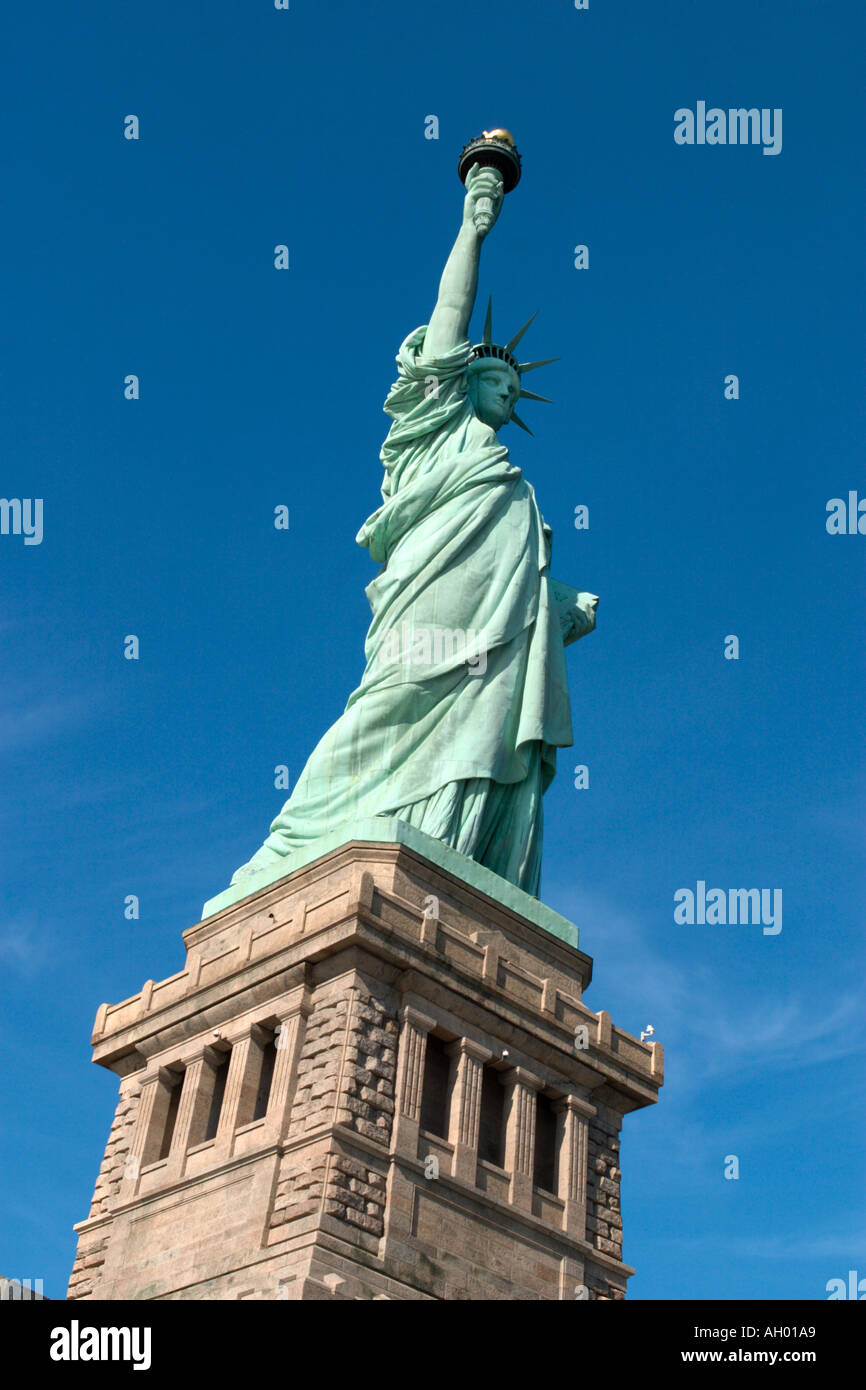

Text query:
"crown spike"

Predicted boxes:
[[519, 388, 553, 403], [482, 297, 493, 345], [505, 311, 538, 355], [510, 411, 534, 435], [518, 357, 560, 374]]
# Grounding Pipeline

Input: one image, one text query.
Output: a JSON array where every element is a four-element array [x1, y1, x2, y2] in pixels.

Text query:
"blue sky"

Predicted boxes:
[[1, 0, 863, 1300]]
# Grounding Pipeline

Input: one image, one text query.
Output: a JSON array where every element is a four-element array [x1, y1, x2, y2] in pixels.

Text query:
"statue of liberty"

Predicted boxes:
[[231, 132, 597, 899]]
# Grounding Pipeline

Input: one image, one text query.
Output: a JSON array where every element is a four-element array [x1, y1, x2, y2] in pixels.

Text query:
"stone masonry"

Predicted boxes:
[[68, 838, 663, 1300]]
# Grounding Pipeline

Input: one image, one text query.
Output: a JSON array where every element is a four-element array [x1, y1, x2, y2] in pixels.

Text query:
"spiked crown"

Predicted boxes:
[[467, 298, 558, 434]]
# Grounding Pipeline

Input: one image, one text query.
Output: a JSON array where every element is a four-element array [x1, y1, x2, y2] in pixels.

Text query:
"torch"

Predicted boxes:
[[458, 128, 522, 234]]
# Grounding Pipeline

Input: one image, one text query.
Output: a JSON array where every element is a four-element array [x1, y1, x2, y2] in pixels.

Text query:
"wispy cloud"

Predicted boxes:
[[0, 688, 98, 754], [689, 994, 864, 1079], [548, 883, 866, 1093], [0, 921, 59, 979], [651, 1226, 866, 1263]]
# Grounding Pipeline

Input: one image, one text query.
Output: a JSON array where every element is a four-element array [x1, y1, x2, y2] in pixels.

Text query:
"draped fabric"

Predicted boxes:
[[231, 326, 573, 896]]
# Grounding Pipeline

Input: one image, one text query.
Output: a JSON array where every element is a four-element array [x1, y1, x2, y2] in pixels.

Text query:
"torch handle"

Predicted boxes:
[[474, 195, 495, 234]]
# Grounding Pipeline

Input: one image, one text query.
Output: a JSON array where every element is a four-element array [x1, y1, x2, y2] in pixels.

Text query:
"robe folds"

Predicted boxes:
[[232, 326, 574, 896]]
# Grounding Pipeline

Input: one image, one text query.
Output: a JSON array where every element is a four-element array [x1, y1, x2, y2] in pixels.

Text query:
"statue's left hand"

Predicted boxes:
[[551, 580, 599, 647]]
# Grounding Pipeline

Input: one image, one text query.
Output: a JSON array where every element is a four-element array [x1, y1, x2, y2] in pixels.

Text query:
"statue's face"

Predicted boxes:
[[468, 362, 520, 431]]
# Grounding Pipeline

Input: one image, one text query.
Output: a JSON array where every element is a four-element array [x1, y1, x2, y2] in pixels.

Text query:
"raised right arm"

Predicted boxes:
[[424, 164, 504, 360]]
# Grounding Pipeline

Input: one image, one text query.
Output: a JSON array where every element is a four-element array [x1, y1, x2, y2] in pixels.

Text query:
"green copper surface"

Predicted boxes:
[[224, 158, 597, 906], [204, 818, 579, 949]]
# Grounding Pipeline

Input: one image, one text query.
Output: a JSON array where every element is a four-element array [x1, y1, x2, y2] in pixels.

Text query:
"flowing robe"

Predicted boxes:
[[232, 326, 574, 896]]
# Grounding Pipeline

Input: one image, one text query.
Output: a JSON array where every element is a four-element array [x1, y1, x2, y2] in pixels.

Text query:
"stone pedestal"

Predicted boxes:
[[68, 831, 663, 1301]]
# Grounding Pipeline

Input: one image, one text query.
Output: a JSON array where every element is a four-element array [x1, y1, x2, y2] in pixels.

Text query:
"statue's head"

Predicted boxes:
[[467, 360, 521, 431], [467, 299, 557, 436]]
